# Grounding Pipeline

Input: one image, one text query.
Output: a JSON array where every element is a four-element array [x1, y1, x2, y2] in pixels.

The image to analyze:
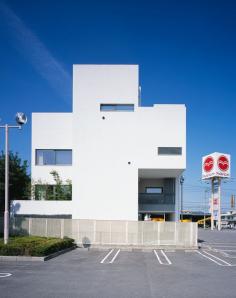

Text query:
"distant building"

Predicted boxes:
[[12, 65, 186, 221], [221, 210, 236, 227]]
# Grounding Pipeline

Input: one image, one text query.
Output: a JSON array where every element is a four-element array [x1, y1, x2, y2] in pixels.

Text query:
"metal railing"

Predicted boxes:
[[138, 193, 175, 204]]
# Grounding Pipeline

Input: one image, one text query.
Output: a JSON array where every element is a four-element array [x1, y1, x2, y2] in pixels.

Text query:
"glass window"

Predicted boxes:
[[56, 150, 72, 165], [158, 147, 182, 155], [145, 187, 163, 194], [100, 104, 134, 111], [36, 150, 55, 165], [36, 150, 72, 165]]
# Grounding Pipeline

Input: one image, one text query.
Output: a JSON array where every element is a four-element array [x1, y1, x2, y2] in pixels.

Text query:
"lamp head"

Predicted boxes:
[[15, 112, 27, 126]]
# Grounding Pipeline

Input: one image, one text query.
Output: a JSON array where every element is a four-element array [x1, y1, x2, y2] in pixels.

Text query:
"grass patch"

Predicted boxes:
[[0, 236, 75, 256]]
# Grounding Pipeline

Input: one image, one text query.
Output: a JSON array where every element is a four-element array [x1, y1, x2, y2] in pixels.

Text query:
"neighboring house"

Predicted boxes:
[[221, 210, 236, 227], [12, 65, 186, 221]]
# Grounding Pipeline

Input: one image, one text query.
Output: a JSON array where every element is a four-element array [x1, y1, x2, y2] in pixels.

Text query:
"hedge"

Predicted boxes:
[[0, 236, 75, 256]]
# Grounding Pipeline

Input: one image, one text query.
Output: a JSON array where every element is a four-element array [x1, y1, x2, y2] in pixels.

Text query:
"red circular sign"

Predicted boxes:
[[203, 156, 214, 172], [218, 155, 229, 171]]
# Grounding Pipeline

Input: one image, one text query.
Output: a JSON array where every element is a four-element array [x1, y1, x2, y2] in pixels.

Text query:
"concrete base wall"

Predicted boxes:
[[8, 217, 198, 248]]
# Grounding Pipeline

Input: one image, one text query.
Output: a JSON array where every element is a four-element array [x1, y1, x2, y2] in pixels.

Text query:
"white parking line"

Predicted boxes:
[[0, 273, 12, 278], [154, 250, 162, 264], [109, 249, 120, 263], [100, 249, 114, 264], [196, 250, 232, 266], [219, 251, 236, 258], [161, 250, 172, 265], [154, 250, 171, 265], [216, 249, 236, 252], [203, 250, 232, 266]]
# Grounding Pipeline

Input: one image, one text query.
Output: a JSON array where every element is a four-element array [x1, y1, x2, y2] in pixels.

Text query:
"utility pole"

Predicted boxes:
[[218, 177, 221, 231], [204, 189, 208, 229], [231, 194, 235, 209], [180, 176, 184, 222]]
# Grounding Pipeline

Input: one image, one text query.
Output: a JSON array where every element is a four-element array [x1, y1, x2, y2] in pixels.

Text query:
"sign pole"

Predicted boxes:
[[211, 178, 214, 230], [218, 177, 221, 231]]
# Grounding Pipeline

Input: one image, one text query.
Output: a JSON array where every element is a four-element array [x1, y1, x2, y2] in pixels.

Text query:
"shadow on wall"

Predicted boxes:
[[11, 202, 21, 216], [82, 236, 91, 249], [9, 203, 28, 236]]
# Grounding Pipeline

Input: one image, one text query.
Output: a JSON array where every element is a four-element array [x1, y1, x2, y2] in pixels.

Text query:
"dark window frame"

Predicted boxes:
[[100, 104, 134, 112], [158, 147, 182, 156]]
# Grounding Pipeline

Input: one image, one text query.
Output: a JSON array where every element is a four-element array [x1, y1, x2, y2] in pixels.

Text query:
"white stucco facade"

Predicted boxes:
[[12, 65, 186, 221]]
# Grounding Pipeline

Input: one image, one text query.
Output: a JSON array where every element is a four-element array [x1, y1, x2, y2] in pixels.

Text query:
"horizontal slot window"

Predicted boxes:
[[36, 149, 72, 165], [158, 147, 182, 155], [100, 104, 134, 111], [145, 187, 163, 194]]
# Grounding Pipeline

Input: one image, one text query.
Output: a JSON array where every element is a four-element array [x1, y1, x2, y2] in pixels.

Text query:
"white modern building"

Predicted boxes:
[[12, 65, 186, 221]]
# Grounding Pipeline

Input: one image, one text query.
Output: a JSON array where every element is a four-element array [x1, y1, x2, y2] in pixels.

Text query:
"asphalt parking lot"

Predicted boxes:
[[1, 229, 236, 298]]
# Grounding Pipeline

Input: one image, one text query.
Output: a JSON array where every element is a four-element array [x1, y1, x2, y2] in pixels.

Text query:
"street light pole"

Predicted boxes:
[[4, 124, 9, 245], [0, 113, 27, 245], [1, 124, 21, 244], [180, 176, 184, 222]]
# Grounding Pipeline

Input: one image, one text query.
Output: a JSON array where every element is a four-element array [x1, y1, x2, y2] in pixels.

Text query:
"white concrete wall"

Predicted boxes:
[[72, 65, 139, 220], [28, 65, 186, 221], [11, 200, 72, 216], [32, 113, 73, 183], [72, 65, 186, 220]]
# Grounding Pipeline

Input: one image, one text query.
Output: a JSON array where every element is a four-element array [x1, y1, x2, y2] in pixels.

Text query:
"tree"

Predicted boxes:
[[31, 170, 72, 201], [0, 151, 30, 215]]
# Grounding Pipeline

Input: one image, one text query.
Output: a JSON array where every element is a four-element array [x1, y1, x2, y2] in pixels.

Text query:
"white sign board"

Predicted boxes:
[[202, 152, 230, 180]]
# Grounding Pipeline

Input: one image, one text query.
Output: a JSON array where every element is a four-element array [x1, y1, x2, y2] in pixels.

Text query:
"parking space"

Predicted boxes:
[[98, 247, 236, 267], [1, 230, 236, 298], [198, 228, 236, 266]]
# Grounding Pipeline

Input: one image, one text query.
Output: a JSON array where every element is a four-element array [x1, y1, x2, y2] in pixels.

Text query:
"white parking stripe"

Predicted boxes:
[[161, 250, 172, 265], [219, 251, 236, 258], [154, 250, 163, 264], [196, 250, 232, 266], [196, 251, 224, 266], [203, 250, 232, 266], [0, 273, 12, 278], [216, 249, 236, 252], [100, 249, 114, 264], [109, 249, 120, 263], [154, 250, 171, 265]]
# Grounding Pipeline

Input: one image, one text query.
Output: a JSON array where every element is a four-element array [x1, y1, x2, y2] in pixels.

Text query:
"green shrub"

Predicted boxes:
[[0, 236, 75, 256]]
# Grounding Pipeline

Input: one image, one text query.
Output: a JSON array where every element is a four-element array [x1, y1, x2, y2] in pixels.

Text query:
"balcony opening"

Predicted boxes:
[[138, 176, 176, 222]]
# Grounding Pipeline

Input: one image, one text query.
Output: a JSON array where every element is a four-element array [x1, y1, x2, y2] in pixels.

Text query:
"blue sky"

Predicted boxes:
[[0, 0, 235, 210]]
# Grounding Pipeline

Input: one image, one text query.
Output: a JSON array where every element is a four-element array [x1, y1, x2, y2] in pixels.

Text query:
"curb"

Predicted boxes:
[[0, 245, 77, 262]]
